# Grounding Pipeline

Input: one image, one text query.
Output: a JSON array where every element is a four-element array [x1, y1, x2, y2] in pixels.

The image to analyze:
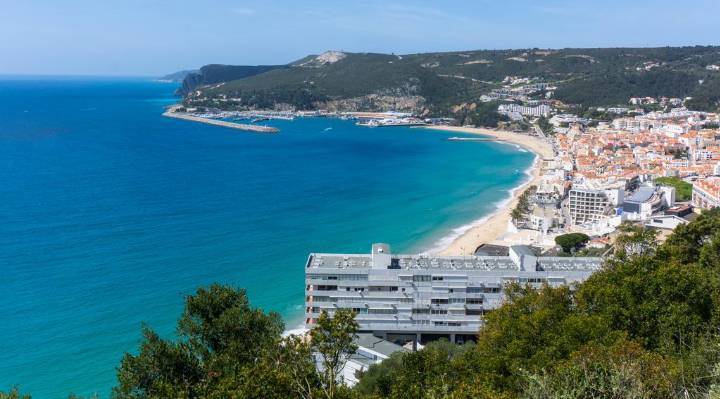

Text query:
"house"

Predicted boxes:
[[644, 215, 689, 230], [340, 333, 410, 386]]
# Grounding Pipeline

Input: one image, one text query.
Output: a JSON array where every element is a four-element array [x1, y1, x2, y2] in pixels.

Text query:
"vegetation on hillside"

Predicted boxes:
[[182, 46, 720, 115], [655, 176, 694, 201], [6, 209, 720, 398]]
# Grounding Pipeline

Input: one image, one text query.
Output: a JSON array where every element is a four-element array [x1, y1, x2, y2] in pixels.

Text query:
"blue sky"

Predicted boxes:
[[1, 0, 718, 76]]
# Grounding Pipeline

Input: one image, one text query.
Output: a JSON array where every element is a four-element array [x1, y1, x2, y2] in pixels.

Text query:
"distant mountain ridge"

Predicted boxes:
[[179, 47, 720, 117]]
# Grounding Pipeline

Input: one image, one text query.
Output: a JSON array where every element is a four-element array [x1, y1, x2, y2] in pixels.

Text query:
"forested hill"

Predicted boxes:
[[179, 46, 720, 115]]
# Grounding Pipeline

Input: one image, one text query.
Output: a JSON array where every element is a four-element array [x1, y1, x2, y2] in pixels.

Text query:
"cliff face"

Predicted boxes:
[[176, 64, 286, 96]]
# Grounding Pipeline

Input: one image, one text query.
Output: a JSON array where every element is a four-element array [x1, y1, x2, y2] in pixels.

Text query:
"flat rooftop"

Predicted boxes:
[[307, 253, 602, 272]]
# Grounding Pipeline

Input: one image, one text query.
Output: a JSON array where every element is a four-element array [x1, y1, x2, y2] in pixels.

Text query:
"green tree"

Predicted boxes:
[[554, 233, 590, 253], [521, 339, 679, 399], [310, 309, 359, 399], [468, 284, 620, 393], [113, 284, 286, 399], [613, 223, 657, 259]]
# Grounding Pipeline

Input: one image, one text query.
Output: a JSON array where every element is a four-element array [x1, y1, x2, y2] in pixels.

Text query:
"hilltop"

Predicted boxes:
[[179, 46, 720, 119]]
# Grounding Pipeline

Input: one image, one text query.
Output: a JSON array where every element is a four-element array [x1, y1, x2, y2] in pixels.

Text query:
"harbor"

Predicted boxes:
[[162, 106, 280, 133]]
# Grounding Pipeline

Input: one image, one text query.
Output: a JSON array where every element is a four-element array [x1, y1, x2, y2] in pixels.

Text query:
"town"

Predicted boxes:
[[301, 81, 720, 385]]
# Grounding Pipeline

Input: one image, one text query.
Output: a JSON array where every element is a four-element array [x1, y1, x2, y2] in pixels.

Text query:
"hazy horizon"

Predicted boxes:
[[2, 0, 719, 76]]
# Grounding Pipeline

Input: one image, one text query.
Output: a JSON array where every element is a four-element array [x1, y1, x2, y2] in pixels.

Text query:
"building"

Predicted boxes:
[[622, 186, 674, 220], [305, 244, 602, 345], [339, 333, 410, 386], [568, 187, 623, 225], [692, 177, 720, 209], [644, 215, 689, 230], [498, 103, 551, 118]]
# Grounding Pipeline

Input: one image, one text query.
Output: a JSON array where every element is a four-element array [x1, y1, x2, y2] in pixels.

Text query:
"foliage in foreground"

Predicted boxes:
[[112, 284, 358, 399], [356, 208, 720, 398]]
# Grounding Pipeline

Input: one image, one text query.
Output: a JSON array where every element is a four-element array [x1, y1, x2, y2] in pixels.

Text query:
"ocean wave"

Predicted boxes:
[[423, 154, 539, 255]]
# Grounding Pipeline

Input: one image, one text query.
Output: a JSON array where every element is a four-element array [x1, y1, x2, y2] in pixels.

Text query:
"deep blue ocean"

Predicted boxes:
[[0, 78, 533, 398]]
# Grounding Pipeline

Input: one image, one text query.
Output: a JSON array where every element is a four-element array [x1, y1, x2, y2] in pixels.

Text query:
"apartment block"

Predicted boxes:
[[305, 244, 602, 345]]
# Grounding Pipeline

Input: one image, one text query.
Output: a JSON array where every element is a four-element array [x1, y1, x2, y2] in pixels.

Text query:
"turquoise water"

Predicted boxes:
[[0, 78, 533, 398]]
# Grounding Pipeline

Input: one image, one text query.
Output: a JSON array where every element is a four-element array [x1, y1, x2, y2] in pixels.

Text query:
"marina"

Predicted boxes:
[[162, 106, 280, 133]]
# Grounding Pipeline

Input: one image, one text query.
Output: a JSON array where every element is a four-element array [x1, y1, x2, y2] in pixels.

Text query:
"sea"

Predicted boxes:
[[0, 77, 534, 398]]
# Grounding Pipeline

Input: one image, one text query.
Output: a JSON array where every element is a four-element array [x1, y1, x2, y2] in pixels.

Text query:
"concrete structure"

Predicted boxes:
[[305, 244, 602, 345]]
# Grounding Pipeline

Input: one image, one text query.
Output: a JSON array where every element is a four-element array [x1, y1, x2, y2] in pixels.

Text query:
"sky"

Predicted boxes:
[[1, 0, 718, 76]]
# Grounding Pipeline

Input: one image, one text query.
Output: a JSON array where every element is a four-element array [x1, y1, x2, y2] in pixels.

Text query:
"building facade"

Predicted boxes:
[[568, 187, 623, 225], [305, 244, 602, 345], [693, 177, 720, 209]]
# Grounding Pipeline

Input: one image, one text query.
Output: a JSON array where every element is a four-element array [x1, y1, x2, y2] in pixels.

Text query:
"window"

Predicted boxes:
[[315, 285, 337, 291], [466, 298, 483, 305], [413, 275, 431, 282], [466, 309, 484, 316], [431, 298, 449, 305], [369, 309, 396, 315], [431, 309, 447, 315], [432, 276, 444, 281], [412, 308, 430, 314], [450, 298, 465, 304], [369, 286, 399, 292]]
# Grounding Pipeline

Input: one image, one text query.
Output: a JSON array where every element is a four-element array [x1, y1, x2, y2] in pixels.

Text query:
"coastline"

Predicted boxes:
[[421, 126, 553, 256]]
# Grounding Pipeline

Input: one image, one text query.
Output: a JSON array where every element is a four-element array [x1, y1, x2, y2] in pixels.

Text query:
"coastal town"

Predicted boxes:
[[299, 80, 720, 378]]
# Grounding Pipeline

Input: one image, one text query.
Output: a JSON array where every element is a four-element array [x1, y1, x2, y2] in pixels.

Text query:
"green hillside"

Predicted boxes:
[[182, 46, 720, 117]]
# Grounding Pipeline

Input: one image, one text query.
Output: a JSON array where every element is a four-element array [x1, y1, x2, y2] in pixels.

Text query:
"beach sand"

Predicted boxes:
[[422, 126, 554, 256]]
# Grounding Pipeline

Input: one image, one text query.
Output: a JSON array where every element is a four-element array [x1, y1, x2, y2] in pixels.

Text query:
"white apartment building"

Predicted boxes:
[[305, 244, 602, 345], [498, 104, 551, 118], [568, 187, 624, 225]]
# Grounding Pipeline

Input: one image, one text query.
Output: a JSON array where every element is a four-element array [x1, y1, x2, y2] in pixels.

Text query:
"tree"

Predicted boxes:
[[468, 284, 620, 393], [354, 340, 506, 399], [554, 233, 590, 253], [521, 339, 678, 399], [113, 284, 286, 399], [310, 309, 359, 399], [613, 223, 657, 259]]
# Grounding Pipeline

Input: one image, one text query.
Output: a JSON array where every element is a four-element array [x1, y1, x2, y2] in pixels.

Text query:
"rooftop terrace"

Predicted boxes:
[[306, 244, 602, 272]]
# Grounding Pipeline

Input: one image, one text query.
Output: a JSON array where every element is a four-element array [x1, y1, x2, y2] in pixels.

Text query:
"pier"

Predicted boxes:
[[163, 106, 279, 133]]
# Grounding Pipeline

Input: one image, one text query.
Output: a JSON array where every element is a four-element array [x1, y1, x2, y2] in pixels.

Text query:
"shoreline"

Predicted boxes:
[[421, 126, 553, 256]]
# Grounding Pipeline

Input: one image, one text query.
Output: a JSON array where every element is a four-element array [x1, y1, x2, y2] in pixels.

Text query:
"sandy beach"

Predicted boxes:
[[422, 126, 553, 256]]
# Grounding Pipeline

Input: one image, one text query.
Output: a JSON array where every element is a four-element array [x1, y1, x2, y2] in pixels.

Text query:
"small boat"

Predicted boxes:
[[323, 127, 333, 132]]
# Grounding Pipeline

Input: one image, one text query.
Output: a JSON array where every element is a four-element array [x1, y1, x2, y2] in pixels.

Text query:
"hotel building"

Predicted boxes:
[[305, 244, 602, 345]]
